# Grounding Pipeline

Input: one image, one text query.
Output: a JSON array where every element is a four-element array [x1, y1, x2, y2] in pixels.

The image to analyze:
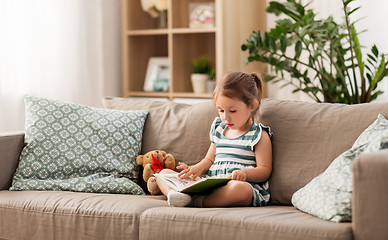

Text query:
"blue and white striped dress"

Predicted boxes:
[[206, 117, 272, 206]]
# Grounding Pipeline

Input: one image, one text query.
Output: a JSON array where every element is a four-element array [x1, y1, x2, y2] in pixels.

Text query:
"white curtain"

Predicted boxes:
[[0, 0, 122, 132], [266, 0, 388, 102]]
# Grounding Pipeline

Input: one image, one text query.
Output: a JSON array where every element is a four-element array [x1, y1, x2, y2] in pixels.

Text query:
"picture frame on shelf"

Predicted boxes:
[[144, 57, 170, 92], [189, 2, 215, 29]]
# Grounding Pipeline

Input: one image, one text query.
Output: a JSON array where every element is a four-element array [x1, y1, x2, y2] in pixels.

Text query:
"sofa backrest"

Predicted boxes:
[[102, 97, 218, 166], [103, 97, 388, 205], [0, 132, 25, 190], [257, 99, 388, 205]]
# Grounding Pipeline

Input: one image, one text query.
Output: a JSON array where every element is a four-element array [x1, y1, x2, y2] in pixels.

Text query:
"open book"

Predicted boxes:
[[154, 173, 230, 194]]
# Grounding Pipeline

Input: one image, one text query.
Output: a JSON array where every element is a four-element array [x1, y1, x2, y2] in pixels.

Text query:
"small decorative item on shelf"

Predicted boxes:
[[191, 56, 212, 94], [207, 69, 216, 93], [144, 57, 170, 92], [189, 2, 215, 28], [158, 10, 167, 29], [141, 0, 168, 28], [153, 78, 169, 92]]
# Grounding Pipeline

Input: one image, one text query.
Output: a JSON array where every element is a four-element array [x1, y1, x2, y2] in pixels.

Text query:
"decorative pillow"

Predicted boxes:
[[10, 96, 148, 194], [291, 114, 388, 222]]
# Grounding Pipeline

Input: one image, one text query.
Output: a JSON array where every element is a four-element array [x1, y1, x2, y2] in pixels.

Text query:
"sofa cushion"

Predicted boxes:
[[139, 206, 352, 240], [257, 99, 388, 205], [0, 190, 167, 239], [10, 96, 147, 194], [291, 114, 388, 222], [102, 97, 218, 166]]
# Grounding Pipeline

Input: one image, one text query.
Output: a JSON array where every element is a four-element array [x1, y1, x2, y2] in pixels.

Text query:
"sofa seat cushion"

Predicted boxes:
[[139, 206, 352, 240], [0, 190, 167, 240]]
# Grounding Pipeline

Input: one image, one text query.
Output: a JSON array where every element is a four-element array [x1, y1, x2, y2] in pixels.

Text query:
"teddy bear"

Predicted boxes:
[[136, 150, 175, 195]]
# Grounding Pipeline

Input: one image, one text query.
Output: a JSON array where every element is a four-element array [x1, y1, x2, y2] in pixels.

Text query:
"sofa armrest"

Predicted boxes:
[[352, 149, 388, 240], [0, 132, 24, 190]]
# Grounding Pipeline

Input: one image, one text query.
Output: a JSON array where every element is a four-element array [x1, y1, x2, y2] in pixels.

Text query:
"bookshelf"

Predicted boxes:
[[121, 0, 266, 100]]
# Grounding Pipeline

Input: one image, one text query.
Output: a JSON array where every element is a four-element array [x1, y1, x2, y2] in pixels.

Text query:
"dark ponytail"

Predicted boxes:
[[213, 71, 264, 121], [251, 73, 263, 104]]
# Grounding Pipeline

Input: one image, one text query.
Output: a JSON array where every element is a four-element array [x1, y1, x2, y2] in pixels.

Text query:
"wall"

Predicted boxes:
[[0, 0, 122, 132]]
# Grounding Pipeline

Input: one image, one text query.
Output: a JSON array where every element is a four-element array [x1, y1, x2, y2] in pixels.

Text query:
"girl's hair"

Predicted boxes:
[[213, 71, 264, 119]]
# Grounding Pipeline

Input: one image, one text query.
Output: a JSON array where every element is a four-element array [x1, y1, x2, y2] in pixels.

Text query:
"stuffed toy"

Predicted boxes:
[[136, 150, 175, 195]]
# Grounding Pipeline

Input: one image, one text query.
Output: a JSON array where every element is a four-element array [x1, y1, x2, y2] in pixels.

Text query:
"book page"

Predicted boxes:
[[155, 173, 231, 193], [154, 173, 203, 191]]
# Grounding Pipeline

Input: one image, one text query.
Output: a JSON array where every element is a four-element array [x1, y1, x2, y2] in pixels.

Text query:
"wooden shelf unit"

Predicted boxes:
[[121, 0, 266, 100]]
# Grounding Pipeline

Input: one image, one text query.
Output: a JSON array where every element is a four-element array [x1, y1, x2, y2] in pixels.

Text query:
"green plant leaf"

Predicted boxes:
[[264, 32, 271, 49], [269, 35, 277, 52], [263, 75, 277, 82], [267, 1, 302, 21], [295, 40, 302, 59], [367, 53, 377, 63], [371, 44, 379, 57], [370, 90, 383, 101], [348, 6, 361, 16], [258, 31, 264, 48], [372, 54, 387, 86], [280, 35, 287, 53], [276, 19, 294, 28], [344, 0, 356, 7], [192, 56, 211, 74], [351, 25, 365, 82], [365, 64, 372, 73]]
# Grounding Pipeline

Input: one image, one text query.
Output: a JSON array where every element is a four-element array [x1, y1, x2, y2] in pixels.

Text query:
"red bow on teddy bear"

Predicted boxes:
[[151, 154, 166, 171]]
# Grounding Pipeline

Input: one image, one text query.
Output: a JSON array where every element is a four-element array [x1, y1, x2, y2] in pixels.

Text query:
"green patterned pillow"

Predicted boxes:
[[291, 114, 388, 222], [10, 96, 147, 195]]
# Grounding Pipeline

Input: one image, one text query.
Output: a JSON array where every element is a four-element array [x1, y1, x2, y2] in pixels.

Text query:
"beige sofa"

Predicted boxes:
[[1, 98, 388, 240]]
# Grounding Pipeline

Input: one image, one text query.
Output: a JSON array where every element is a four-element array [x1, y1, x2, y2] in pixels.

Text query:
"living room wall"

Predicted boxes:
[[0, 0, 122, 132]]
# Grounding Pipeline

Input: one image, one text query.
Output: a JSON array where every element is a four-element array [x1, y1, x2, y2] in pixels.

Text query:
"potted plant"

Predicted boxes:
[[191, 56, 212, 94], [241, 0, 388, 104], [207, 69, 216, 93]]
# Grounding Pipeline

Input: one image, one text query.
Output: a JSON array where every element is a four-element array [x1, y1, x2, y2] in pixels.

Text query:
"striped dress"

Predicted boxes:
[[206, 117, 273, 206]]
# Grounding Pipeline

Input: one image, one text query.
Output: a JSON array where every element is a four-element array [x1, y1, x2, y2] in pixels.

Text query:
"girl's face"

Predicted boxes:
[[215, 93, 255, 132]]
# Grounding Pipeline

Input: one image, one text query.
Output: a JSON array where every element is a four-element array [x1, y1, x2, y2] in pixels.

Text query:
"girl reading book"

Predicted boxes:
[[156, 71, 273, 207]]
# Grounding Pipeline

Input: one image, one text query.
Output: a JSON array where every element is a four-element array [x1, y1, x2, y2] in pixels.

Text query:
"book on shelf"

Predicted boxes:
[[154, 173, 230, 194]]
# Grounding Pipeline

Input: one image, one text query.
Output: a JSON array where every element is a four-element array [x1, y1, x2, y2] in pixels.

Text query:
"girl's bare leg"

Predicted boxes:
[[156, 169, 192, 207], [202, 180, 253, 207], [156, 169, 178, 196]]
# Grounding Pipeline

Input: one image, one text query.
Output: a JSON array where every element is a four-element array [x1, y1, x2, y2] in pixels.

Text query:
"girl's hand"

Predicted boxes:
[[229, 170, 247, 181], [177, 162, 202, 180]]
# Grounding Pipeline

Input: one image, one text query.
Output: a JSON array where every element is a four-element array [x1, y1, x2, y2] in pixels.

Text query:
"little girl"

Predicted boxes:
[[157, 71, 273, 207]]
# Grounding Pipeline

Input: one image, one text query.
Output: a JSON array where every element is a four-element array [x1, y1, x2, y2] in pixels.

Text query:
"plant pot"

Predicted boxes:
[[191, 73, 209, 94], [207, 80, 216, 93]]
